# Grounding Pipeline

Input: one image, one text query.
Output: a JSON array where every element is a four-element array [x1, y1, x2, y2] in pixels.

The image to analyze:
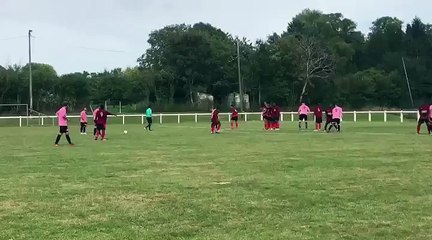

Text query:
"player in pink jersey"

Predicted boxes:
[[54, 102, 74, 146], [328, 104, 343, 132], [80, 107, 88, 135], [298, 102, 310, 129]]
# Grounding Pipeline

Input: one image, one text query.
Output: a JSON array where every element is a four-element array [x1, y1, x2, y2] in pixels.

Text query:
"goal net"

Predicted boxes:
[[0, 104, 29, 127]]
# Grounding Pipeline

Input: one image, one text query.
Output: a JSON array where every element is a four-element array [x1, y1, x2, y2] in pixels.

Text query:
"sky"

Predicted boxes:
[[1, 0, 431, 75]]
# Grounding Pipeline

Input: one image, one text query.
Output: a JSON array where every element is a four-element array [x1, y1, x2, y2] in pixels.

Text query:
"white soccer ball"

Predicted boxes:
[[123, 130, 128, 134]]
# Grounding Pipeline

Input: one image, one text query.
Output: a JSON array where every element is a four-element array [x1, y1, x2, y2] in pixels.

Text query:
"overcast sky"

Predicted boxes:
[[1, 0, 430, 75]]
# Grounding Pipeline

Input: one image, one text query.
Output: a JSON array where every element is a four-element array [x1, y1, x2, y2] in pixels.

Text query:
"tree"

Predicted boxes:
[[296, 37, 334, 103]]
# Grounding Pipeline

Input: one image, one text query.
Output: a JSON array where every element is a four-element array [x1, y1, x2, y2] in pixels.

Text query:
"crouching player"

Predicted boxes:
[[417, 104, 430, 135], [211, 106, 221, 134]]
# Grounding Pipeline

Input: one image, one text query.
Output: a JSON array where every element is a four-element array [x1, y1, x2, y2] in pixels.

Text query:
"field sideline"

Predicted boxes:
[[0, 121, 432, 239]]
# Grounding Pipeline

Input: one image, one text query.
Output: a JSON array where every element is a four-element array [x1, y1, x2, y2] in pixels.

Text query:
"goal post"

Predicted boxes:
[[0, 104, 29, 127]]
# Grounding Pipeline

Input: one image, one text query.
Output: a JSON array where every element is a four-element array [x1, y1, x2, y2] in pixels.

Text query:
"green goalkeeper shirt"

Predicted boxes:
[[146, 108, 152, 118]]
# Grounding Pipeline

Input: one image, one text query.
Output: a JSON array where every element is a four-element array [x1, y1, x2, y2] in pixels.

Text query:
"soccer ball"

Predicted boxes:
[[123, 130, 128, 134]]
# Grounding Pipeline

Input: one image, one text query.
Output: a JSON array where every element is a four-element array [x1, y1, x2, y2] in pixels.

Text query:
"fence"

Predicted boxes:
[[0, 111, 420, 127]]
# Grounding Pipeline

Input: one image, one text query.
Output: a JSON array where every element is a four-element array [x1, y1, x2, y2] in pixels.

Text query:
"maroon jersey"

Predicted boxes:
[[314, 105, 323, 118], [272, 105, 281, 119], [211, 109, 219, 122], [419, 105, 430, 119], [325, 107, 333, 120], [94, 109, 113, 125], [231, 107, 238, 118], [262, 107, 270, 118]]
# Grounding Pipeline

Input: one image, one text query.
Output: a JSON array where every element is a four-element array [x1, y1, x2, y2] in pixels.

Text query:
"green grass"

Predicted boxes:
[[0, 121, 432, 240]]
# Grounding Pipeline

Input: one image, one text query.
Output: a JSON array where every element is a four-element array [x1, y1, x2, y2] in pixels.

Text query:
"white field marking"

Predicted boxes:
[[213, 182, 231, 185]]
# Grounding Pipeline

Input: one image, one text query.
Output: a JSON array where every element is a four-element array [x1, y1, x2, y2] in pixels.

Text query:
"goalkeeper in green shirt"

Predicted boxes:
[[145, 105, 153, 131]]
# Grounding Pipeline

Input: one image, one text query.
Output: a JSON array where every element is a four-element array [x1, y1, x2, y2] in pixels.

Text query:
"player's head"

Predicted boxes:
[[62, 101, 68, 107], [147, 105, 151, 109], [83, 107, 87, 111], [231, 104, 235, 108], [99, 105, 105, 110]]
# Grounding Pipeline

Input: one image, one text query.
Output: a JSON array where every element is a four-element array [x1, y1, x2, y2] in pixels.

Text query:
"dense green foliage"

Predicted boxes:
[[1, 9, 432, 111]]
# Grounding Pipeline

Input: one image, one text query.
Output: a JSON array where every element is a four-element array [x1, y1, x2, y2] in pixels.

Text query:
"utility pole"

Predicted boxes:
[[28, 30, 33, 110], [237, 39, 243, 112]]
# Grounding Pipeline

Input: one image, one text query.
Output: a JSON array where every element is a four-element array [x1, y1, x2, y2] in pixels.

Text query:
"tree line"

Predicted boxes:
[[1, 9, 432, 113]]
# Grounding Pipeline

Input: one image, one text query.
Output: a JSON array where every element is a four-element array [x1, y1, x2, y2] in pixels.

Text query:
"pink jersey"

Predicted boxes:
[[93, 108, 99, 120], [332, 106, 343, 119], [80, 110, 87, 123], [56, 107, 68, 126], [429, 105, 432, 118], [298, 104, 310, 115]]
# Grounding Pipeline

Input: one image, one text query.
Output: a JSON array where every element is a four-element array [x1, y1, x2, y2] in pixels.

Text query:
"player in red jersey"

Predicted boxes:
[[230, 105, 239, 129], [211, 106, 221, 134], [324, 105, 333, 131], [94, 105, 116, 141], [417, 104, 430, 134], [271, 103, 281, 130], [314, 104, 323, 131]]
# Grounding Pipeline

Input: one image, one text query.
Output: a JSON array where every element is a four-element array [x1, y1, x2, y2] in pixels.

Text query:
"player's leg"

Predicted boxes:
[[211, 122, 215, 134], [65, 128, 73, 144], [336, 119, 341, 132], [298, 115, 302, 129], [230, 118, 234, 129], [95, 125, 100, 140], [83, 122, 87, 134], [148, 118, 153, 131], [305, 116, 308, 129], [417, 119, 423, 134], [235, 118, 239, 128], [55, 127, 63, 145], [101, 129, 106, 140], [217, 121, 221, 133]]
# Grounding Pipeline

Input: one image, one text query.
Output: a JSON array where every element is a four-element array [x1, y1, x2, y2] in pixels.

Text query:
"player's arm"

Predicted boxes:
[[106, 111, 117, 117]]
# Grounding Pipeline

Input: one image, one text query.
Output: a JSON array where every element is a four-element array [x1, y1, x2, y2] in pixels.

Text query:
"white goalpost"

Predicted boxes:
[[0, 103, 29, 127]]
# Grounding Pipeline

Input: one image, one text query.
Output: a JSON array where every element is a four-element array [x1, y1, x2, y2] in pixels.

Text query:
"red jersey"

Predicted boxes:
[[94, 109, 113, 125], [272, 105, 281, 119], [211, 109, 219, 122], [325, 107, 333, 120], [314, 105, 323, 118], [231, 107, 238, 118], [419, 105, 430, 119]]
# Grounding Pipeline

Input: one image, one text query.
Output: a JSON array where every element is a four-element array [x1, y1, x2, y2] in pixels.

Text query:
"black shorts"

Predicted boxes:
[[231, 116, 238, 121], [332, 118, 341, 124], [80, 122, 87, 127], [418, 118, 429, 124], [316, 117, 323, 123], [146, 117, 153, 124], [96, 124, 106, 130], [299, 114, 308, 121], [59, 126, 69, 133], [273, 117, 280, 122]]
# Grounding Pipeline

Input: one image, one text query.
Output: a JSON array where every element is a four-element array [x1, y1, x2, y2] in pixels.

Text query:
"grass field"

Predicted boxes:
[[1, 121, 432, 240]]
